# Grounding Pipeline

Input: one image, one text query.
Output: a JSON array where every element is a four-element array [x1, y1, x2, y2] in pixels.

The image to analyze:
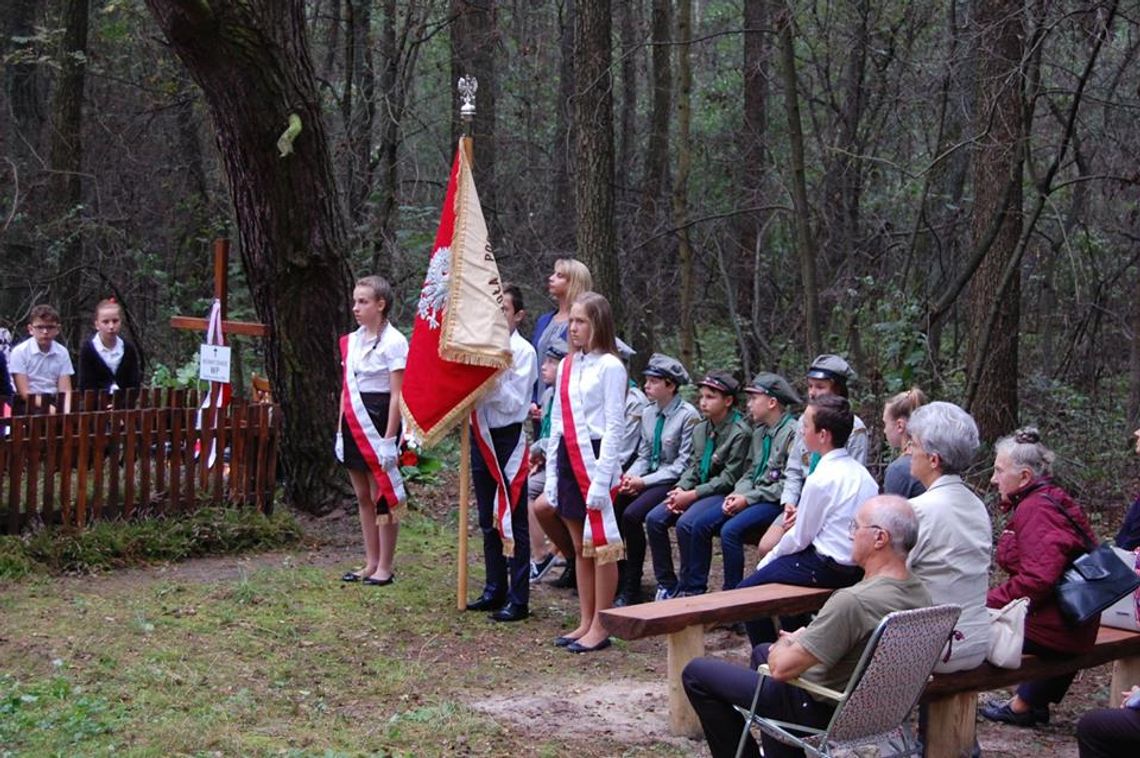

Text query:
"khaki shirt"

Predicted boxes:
[[625, 394, 701, 487], [732, 413, 798, 505], [675, 411, 751, 497]]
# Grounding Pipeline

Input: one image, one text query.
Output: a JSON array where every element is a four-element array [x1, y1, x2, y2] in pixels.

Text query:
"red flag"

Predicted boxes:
[[401, 139, 512, 446]]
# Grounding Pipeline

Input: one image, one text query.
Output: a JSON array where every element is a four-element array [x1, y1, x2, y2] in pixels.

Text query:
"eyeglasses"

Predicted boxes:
[[848, 519, 885, 538], [31, 324, 59, 332]]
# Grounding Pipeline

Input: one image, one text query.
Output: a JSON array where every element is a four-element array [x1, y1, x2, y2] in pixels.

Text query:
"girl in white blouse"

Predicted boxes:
[[339, 276, 407, 586], [544, 292, 628, 653]]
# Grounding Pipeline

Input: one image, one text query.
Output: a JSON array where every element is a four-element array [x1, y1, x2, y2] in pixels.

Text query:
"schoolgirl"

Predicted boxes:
[[543, 291, 627, 653], [338, 275, 406, 586], [77, 298, 143, 395]]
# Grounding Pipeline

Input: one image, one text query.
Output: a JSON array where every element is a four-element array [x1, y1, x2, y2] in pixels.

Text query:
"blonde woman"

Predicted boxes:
[[881, 386, 928, 497]]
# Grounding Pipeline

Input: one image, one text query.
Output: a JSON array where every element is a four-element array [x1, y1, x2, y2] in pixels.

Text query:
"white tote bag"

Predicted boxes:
[[987, 597, 1029, 669]]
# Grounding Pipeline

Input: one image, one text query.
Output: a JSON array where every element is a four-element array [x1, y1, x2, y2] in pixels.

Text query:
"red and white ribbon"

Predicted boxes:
[[470, 407, 529, 557], [559, 353, 624, 563], [340, 333, 406, 519], [196, 299, 226, 468]]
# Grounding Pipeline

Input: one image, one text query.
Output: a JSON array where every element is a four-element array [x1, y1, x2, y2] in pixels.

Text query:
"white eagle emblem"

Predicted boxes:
[[417, 247, 451, 329]]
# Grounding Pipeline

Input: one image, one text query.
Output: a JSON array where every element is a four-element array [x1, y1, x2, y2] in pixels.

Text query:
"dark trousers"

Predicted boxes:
[[738, 546, 863, 646], [1016, 638, 1080, 707], [616, 483, 673, 587], [471, 423, 530, 606], [683, 643, 836, 758], [1078, 706, 1140, 757]]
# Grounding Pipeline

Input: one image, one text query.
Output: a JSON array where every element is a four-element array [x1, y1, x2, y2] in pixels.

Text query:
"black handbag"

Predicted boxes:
[[1047, 495, 1140, 625]]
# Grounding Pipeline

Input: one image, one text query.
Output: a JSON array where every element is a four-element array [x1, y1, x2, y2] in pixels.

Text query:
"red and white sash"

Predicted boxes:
[[340, 332, 406, 520], [196, 299, 229, 468], [559, 353, 624, 564], [470, 408, 529, 557]]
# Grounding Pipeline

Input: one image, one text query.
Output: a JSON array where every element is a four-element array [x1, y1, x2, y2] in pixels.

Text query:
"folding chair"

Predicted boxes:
[[734, 603, 961, 758]]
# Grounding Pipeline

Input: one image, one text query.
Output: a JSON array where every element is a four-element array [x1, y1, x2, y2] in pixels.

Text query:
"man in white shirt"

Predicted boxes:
[[466, 285, 539, 622], [737, 394, 879, 646]]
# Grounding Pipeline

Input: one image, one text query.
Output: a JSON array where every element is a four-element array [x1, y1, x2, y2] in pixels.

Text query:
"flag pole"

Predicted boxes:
[[455, 75, 477, 611]]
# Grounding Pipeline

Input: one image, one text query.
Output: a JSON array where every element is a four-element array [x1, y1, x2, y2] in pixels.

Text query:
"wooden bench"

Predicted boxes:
[[603, 591, 1140, 756], [600, 583, 832, 737], [920, 625, 1140, 758]]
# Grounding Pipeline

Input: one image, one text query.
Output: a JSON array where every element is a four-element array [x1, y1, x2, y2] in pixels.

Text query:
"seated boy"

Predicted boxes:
[[645, 370, 750, 600], [527, 338, 568, 581], [9, 304, 74, 408], [676, 372, 800, 596], [613, 353, 700, 606]]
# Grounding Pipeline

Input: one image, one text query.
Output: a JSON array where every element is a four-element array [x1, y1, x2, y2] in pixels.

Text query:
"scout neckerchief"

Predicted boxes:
[[539, 392, 554, 440], [340, 329, 406, 521], [559, 351, 624, 564], [648, 395, 678, 473], [752, 412, 794, 483], [699, 409, 742, 483], [470, 405, 529, 557]]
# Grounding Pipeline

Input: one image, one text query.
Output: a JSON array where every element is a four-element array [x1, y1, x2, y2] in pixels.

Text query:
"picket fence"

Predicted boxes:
[[0, 388, 280, 534]]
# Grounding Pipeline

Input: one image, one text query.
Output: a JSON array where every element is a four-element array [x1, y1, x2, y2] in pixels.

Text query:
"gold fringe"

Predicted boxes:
[[398, 375, 499, 448], [439, 345, 512, 369], [500, 537, 515, 559], [593, 542, 626, 566], [581, 540, 596, 558], [374, 504, 403, 526]]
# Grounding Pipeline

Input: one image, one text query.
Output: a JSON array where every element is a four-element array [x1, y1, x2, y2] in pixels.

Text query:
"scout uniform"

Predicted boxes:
[[780, 354, 868, 508], [645, 370, 751, 598], [615, 353, 700, 605]]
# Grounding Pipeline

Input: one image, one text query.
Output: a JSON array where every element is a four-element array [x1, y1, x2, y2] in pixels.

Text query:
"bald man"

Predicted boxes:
[[682, 495, 933, 758]]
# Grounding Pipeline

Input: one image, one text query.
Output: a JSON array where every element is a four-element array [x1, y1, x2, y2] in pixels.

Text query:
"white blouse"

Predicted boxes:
[[348, 323, 407, 393]]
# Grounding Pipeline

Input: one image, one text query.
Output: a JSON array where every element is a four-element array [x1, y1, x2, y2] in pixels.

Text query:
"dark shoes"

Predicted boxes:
[[980, 700, 1050, 727], [613, 588, 642, 607], [490, 602, 529, 622], [551, 565, 576, 589], [363, 574, 394, 586], [466, 594, 506, 612], [566, 637, 612, 654], [553, 635, 578, 647], [341, 571, 363, 582], [530, 553, 557, 582]]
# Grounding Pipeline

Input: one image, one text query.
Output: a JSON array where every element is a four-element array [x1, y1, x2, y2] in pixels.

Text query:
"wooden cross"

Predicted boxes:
[[169, 238, 269, 338]]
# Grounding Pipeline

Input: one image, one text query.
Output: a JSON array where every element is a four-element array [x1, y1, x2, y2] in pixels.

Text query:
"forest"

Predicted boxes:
[[2, 0, 1138, 511]]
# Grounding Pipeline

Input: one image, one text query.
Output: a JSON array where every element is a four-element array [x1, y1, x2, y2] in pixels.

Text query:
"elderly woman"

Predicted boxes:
[[904, 401, 991, 672], [981, 427, 1099, 727]]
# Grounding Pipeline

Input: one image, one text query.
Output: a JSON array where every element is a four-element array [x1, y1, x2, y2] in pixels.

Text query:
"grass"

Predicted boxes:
[[0, 507, 690, 757]]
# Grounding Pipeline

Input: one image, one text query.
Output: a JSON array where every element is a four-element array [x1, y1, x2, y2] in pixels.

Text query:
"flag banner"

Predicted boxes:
[[401, 138, 512, 446]]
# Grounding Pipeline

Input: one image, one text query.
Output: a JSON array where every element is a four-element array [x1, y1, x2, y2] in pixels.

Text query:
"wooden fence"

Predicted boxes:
[[0, 389, 280, 534]]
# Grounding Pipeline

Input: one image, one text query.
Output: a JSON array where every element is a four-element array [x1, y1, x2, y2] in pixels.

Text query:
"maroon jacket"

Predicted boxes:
[[987, 477, 1099, 653]]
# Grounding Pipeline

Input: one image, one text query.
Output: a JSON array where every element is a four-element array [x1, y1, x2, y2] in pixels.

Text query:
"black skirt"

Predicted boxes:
[[340, 392, 392, 471], [555, 437, 602, 521]]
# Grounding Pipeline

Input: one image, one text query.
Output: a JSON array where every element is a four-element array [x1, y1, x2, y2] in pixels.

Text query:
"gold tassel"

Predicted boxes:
[[500, 538, 515, 559], [582, 540, 596, 558], [594, 542, 626, 566]]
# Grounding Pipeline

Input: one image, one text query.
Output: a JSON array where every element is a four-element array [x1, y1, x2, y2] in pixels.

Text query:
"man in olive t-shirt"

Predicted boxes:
[[682, 495, 932, 758]]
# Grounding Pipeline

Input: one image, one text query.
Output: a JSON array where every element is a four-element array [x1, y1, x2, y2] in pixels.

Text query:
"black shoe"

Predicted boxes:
[[530, 553, 557, 582], [551, 565, 576, 589], [466, 594, 505, 612], [490, 601, 529, 622], [553, 635, 579, 647], [980, 700, 1049, 727], [566, 637, 612, 654], [363, 573, 394, 586], [613, 588, 642, 607], [341, 571, 363, 582]]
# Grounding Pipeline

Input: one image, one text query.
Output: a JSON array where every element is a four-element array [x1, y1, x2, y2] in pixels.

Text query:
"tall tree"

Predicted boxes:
[[777, 12, 821, 357], [574, 0, 619, 318], [672, 0, 695, 366], [964, 0, 1024, 440], [144, 0, 354, 512], [48, 0, 90, 334], [451, 0, 498, 234]]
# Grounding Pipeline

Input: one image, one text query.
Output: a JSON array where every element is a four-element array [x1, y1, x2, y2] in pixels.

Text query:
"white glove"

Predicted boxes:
[[334, 432, 344, 463], [378, 436, 398, 469], [585, 483, 611, 511]]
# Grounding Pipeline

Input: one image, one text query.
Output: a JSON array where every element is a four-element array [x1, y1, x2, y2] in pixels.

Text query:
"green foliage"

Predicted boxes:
[[149, 354, 202, 388], [0, 506, 302, 578], [0, 674, 127, 751]]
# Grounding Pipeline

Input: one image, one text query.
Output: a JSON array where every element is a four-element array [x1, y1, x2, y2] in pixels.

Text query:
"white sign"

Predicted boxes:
[[199, 344, 232, 384]]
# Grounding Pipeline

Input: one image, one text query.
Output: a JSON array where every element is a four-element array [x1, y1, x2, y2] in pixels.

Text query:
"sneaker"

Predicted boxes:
[[979, 699, 1050, 727], [654, 585, 675, 602], [530, 553, 557, 582]]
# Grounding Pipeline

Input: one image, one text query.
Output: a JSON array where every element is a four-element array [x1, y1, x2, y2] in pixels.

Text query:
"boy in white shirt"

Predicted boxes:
[[10, 304, 74, 408]]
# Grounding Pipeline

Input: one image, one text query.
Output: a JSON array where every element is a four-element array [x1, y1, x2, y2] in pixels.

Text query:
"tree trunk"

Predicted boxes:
[[144, 0, 354, 513], [550, 0, 576, 252], [736, 0, 772, 375], [451, 0, 498, 236], [673, 0, 695, 367], [964, 0, 1024, 441], [342, 0, 376, 228], [48, 0, 90, 337], [777, 13, 821, 358], [574, 0, 620, 320]]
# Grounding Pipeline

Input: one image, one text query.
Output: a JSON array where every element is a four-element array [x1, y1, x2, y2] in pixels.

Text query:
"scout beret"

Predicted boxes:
[[746, 372, 802, 406], [642, 352, 690, 386], [616, 337, 636, 361], [696, 370, 740, 396], [806, 354, 857, 387]]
